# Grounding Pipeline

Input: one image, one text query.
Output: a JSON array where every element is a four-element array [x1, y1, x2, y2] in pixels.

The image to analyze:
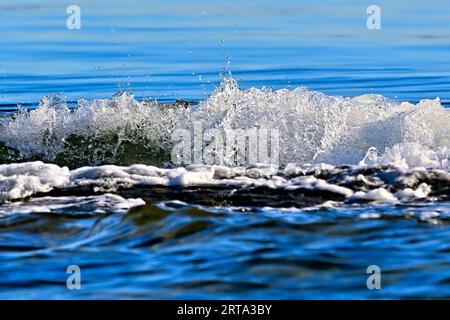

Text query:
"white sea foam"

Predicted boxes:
[[349, 188, 398, 202], [0, 161, 447, 203], [349, 183, 433, 203], [394, 183, 432, 200], [284, 176, 353, 196], [0, 162, 70, 201], [0, 78, 448, 169]]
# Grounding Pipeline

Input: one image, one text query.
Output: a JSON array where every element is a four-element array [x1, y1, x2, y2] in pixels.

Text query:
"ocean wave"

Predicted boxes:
[[0, 78, 449, 169]]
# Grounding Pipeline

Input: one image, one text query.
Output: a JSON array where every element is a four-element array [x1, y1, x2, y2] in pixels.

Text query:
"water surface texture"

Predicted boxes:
[[0, 0, 450, 299]]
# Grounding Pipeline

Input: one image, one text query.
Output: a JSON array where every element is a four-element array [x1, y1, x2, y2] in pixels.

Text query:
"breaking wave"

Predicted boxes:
[[0, 77, 449, 169]]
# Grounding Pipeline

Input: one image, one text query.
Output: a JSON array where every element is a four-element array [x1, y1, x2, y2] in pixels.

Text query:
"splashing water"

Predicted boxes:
[[0, 78, 449, 169], [359, 147, 379, 166]]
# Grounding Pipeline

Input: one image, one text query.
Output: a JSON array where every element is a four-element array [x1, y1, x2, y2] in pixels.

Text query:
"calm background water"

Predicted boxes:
[[0, 0, 450, 300], [1, 0, 450, 105]]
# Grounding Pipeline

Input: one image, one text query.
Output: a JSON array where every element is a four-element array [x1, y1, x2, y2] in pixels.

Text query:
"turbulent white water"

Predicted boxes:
[[0, 78, 449, 168], [0, 78, 449, 203], [0, 161, 448, 204]]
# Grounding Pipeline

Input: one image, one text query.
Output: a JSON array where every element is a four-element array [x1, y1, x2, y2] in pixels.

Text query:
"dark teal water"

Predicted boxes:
[[0, 0, 450, 299]]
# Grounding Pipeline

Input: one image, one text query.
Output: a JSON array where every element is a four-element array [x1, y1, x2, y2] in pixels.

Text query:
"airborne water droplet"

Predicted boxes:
[[359, 147, 379, 166]]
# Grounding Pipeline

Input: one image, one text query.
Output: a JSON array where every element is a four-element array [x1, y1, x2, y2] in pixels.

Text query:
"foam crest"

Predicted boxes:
[[0, 93, 181, 167], [185, 79, 450, 168], [0, 78, 449, 169]]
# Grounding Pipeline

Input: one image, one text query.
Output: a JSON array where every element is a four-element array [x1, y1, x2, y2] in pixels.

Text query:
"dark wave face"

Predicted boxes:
[[0, 134, 171, 168]]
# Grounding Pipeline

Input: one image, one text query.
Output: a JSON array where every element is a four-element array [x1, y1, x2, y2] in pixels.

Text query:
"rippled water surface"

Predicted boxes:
[[2, 200, 450, 299], [0, 0, 450, 299], [2, 0, 450, 105]]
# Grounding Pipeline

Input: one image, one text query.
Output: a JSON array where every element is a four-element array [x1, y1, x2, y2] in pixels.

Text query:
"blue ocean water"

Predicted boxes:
[[0, 0, 450, 299], [1, 0, 450, 105]]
